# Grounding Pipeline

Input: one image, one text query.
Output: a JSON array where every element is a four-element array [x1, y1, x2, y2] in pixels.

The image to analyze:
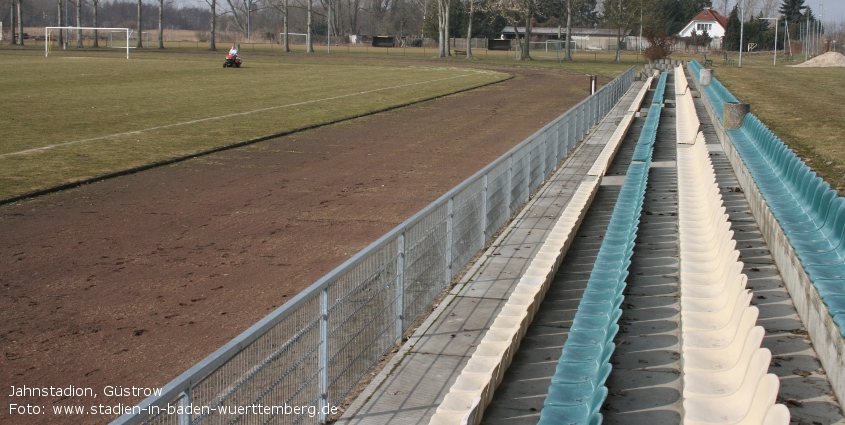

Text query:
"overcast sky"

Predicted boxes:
[[712, 0, 845, 23]]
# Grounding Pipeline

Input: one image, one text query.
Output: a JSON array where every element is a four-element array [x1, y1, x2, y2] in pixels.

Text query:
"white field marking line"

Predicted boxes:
[[2, 71, 492, 159]]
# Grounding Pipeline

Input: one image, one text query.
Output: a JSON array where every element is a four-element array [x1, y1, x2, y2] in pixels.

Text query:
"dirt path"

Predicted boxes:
[[1, 66, 591, 424]]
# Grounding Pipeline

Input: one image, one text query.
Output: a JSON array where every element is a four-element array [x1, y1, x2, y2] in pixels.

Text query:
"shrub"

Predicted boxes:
[[644, 31, 674, 61]]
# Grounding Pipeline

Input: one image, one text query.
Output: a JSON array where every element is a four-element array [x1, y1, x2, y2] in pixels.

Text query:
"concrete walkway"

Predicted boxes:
[[337, 81, 646, 425]]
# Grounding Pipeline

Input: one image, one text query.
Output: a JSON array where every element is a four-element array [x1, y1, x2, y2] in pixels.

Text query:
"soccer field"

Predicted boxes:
[[0, 50, 506, 200]]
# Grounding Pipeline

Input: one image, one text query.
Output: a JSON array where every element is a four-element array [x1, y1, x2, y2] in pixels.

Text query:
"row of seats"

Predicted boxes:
[[726, 116, 845, 336], [687, 59, 739, 120], [676, 69, 789, 422], [537, 73, 667, 425], [429, 175, 602, 425], [674, 65, 700, 145], [689, 59, 845, 338]]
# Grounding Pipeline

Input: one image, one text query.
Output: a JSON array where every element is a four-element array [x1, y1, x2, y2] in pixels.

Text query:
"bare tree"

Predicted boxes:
[[225, 0, 260, 39], [136, 0, 142, 48], [16, 0, 22, 45], [56, 0, 63, 46], [206, 0, 216, 50], [91, 0, 100, 47], [602, 0, 637, 62], [306, 0, 313, 52], [436, 0, 449, 56], [347, 0, 361, 33], [759, 0, 777, 17], [565, 0, 572, 60], [495, 0, 537, 60], [10, 0, 16, 45], [269, 0, 290, 50], [157, 0, 164, 48], [70, 0, 82, 47], [465, 0, 474, 58]]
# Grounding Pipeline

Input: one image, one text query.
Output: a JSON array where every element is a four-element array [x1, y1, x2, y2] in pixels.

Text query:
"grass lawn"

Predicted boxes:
[[680, 53, 845, 191], [0, 48, 508, 200]]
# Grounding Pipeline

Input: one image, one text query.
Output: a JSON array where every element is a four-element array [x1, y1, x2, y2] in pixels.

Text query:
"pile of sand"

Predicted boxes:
[[790, 51, 845, 67]]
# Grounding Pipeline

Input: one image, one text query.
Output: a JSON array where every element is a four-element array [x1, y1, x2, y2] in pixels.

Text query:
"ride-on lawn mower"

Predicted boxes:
[[223, 54, 242, 68]]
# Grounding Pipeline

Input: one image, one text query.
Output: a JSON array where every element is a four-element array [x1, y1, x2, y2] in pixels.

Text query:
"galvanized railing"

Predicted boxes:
[[113, 66, 636, 425]]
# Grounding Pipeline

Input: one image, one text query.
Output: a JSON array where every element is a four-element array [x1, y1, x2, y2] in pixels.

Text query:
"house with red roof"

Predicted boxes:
[[678, 7, 728, 49]]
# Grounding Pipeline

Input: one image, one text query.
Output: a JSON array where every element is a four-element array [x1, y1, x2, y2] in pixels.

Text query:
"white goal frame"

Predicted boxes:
[[45, 27, 131, 59], [280, 32, 309, 45]]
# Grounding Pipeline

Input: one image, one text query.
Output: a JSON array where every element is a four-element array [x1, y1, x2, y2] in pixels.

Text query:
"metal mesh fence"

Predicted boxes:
[[113, 66, 636, 425]]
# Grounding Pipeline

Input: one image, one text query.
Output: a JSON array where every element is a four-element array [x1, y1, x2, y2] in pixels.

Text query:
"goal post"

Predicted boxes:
[[279, 32, 308, 45], [45, 27, 131, 59]]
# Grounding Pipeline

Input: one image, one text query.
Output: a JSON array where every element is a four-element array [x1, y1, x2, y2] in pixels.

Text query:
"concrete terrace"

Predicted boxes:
[[338, 72, 844, 425]]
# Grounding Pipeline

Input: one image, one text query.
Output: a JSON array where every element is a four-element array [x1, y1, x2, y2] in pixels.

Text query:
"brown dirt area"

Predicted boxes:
[[1, 65, 592, 424]]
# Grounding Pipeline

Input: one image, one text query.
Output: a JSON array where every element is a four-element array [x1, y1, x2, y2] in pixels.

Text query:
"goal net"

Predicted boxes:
[[108, 30, 150, 49], [279, 32, 308, 45], [45, 27, 132, 59]]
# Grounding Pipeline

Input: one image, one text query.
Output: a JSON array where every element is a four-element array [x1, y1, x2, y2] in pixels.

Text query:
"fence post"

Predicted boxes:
[[178, 390, 191, 425], [396, 233, 405, 337], [482, 174, 489, 239], [507, 156, 513, 215], [527, 139, 533, 190], [319, 288, 329, 423], [554, 124, 561, 163], [446, 198, 454, 281]]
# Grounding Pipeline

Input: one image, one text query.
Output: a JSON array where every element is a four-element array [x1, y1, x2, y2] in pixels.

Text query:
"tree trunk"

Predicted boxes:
[[209, 0, 216, 50], [615, 26, 621, 62], [16, 0, 23, 46], [92, 0, 99, 48], [76, 0, 82, 48], [157, 0, 163, 48], [282, 0, 289, 52], [437, 0, 446, 57], [10, 1, 16, 45], [564, 0, 571, 60], [465, 0, 473, 58], [306, 0, 313, 53], [444, 0, 450, 55], [136, 0, 142, 48], [57, 0, 63, 46], [522, 11, 532, 60]]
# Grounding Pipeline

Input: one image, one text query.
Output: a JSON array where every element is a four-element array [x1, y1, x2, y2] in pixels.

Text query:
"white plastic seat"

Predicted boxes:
[[683, 305, 759, 350], [682, 290, 751, 331], [683, 348, 771, 397], [684, 326, 764, 371]]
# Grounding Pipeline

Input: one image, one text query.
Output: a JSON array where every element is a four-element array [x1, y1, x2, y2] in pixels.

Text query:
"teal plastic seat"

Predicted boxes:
[[539, 387, 607, 425]]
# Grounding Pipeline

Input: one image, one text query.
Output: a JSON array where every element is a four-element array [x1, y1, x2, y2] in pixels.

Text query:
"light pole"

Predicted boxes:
[[327, 0, 331, 53], [738, 0, 745, 67], [761, 17, 778, 65]]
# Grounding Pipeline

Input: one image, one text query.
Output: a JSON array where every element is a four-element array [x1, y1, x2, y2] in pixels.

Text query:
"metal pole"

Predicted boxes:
[[738, 0, 745, 67], [396, 233, 405, 338], [481, 174, 488, 239], [327, 0, 331, 53], [178, 391, 192, 425], [318, 288, 328, 423], [806, 11, 810, 61], [762, 18, 778, 65], [446, 198, 454, 281]]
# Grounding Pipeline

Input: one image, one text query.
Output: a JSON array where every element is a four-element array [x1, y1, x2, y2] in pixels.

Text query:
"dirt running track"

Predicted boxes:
[[1, 66, 592, 424]]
